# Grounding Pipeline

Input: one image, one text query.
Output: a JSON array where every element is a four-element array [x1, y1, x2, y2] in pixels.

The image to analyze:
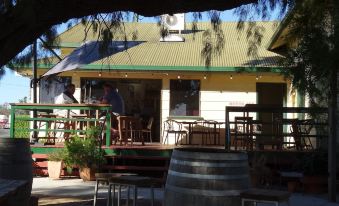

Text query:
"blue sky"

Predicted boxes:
[[0, 7, 285, 105], [0, 68, 30, 104]]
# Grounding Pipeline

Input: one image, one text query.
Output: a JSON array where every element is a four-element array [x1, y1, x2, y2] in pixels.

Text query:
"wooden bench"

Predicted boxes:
[[103, 155, 170, 184], [240, 189, 290, 206], [0, 179, 28, 205]]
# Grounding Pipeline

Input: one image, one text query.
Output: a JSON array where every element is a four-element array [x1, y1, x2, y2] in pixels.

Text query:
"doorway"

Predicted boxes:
[[81, 78, 162, 142], [256, 83, 287, 148]]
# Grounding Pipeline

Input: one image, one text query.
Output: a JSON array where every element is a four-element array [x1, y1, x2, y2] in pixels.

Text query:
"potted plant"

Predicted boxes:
[[249, 154, 273, 188], [47, 149, 65, 179], [64, 133, 105, 181], [293, 151, 328, 193], [301, 151, 328, 193]]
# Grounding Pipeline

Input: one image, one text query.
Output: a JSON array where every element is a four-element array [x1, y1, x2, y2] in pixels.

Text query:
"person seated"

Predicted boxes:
[[54, 83, 79, 117], [53, 83, 79, 141]]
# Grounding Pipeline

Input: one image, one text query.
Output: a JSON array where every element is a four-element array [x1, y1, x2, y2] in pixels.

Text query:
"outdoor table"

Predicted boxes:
[[107, 176, 161, 206], [93, 173, 136, 206], [207, 121, 224, 145], [0, 178, 28, 204], [176, 120, 197, 145]]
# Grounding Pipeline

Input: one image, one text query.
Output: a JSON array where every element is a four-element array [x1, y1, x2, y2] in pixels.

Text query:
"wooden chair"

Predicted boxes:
[[37, 114, 57, 145], [142, 117, 154, 143], [190, 120, 209, 145], [290, 119, 314, 151], [205, 120, 222, 145], [117, 116, 144, 146], [162, 119, 187, 145], [233, 117, 253, 150]]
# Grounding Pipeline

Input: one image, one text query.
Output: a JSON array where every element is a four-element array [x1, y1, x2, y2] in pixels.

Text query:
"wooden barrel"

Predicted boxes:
[[0, 138, 33, 206], [165, 148, 249, 206]]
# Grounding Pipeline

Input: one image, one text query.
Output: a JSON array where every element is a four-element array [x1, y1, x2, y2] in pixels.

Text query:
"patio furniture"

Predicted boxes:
[[0, 178, 29, 205], [71, 113, 89, 137], [240, 189, 290, 206], [233, 117, 253, 150], [290, 119, 314, 151], [190, 120, 209, 145], [205, 120, 223, 145], [142, 117, 154, 143], [162, 119, 187, 145], [117, 116, 144, 146], [107, 175, 161, 206], [37, 114, 57, 145], [93, 173, 136, 206]]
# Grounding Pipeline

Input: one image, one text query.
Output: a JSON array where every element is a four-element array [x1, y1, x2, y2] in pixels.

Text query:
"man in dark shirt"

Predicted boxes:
[[101, 83, 125, 115]]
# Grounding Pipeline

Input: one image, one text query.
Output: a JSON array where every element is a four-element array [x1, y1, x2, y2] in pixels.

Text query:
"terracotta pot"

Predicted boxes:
[[302, 175, 327, 194], [287, 181, 299, 192], [48, 161, 63, 179], [79, 167, 96, 181]]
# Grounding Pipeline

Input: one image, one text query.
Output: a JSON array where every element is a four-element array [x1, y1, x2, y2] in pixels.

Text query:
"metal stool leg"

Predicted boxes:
[[93, 180, 99, 206], [127, 186, 130, 206], [112, 184, 116, 206], [107, 184, 112, 206], [133, 186, 137, 206], [118, 185, 121, 206], [151, 186, 154, 206]]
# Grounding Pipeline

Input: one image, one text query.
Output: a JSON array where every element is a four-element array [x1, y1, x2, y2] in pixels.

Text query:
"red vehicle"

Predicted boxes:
[[0, 115, 9, 129]]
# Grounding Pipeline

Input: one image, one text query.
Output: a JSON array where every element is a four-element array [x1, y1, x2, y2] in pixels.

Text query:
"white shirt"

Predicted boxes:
[[54, 92, 76, 117]]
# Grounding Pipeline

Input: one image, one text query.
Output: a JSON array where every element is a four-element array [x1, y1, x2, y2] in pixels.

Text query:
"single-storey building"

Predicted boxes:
[[17, 20, 301, 145]]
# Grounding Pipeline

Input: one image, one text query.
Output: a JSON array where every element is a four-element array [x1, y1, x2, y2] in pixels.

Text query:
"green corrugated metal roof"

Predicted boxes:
[[54, 22, 283, 70]]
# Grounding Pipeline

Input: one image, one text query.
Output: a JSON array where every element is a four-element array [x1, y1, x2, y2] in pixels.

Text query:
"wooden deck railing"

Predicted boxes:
[[9, 103, 112, 146], [225, 105, 328, 151]]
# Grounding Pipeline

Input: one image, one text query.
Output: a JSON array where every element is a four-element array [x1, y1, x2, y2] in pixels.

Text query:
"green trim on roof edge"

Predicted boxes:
[[33, 63, 283, 73], [58, 42, 81, 48]]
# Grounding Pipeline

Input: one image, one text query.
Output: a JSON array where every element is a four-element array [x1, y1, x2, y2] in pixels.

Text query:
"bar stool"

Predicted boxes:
[[240, 189, 290, 206], [37, 114, 57, 145], [93, 173, 136, 206], [107, 176, 161, 206]]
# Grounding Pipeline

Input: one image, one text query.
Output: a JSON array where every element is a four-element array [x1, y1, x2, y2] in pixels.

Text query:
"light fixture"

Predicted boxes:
[[259, 75, 262, 79], [177, 75, 181, 79], [125, 73, 128, 78], [73, 72, 77, 76], [230, 75, 233, 80], [203, 75, 207, 80], [98, 72, 102, 77], [164, 73, 169, 76]]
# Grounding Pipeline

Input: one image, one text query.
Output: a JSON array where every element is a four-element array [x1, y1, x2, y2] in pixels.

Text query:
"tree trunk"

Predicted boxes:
[[0, 0, 256, 67], [329, 0, 339, 202]]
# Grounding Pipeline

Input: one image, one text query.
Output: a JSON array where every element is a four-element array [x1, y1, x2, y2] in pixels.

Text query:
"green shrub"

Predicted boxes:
[[47, 149, 66, 161], [64, 135, 105, 169], [14, 115, 30, 138]]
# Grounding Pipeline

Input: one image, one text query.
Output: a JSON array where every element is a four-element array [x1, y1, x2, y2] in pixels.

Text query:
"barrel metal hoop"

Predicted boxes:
[[168, 170, 248, 180], [172, 151, 248, 161], [166, 184, 243, 197], [170, 159, 248, 168]]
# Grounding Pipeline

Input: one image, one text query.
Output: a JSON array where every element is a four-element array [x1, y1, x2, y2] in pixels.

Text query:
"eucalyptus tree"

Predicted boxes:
[[0, 0, 259, 68], [235, 0, 339, 201]]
